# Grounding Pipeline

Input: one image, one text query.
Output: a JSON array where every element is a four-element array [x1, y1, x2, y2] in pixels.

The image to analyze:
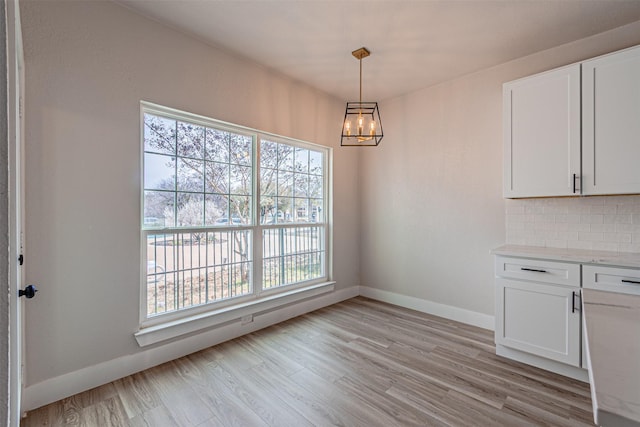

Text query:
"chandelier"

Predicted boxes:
[[341, 47, 383, 147]]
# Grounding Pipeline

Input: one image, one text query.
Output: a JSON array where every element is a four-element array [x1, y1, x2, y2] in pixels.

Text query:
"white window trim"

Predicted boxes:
[[135, 281, 335, 347], [138, 101, 333, 345]]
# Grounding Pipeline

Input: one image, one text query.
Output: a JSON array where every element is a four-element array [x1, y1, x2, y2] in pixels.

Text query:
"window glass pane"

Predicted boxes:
[[205, 162, 229, 194], [260, 167, 277, 197], [230, 164, 252, 195], [177, 158, 204, 192], [309, 150, 323, 175], [294, 174, 309, 198], [294, 198, 309, 222], [211, 203, 230, 226], [230, 134, 252, 165], [146, 233, 171, 314], [260, 200, 278, 225], [278, 144, 295, 171], [144, 114, 176, 155], [294, 148, 309, 173], [175, 193, 204, 227], [205, 128, 229, 163], [144, 191, 174, 228], [274, 197, 291, 223], [230, 194, 251, 224], [309, 175, 323, 199], [205, 194, 228, 226], [144, 153, 175, 191], [262, 226, 324, 290], [311, 199, 323, 223], [260, 140, 278, 169], [262, 228, 279, 288], [277, 171, 293, 197], [228, 231, 252, 297], [177, 122, 205, 159]]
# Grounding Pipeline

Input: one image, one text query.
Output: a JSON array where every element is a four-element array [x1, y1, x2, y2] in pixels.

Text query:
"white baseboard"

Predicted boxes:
[[22, 285, 359, 413], [359, 286, 495, 331]]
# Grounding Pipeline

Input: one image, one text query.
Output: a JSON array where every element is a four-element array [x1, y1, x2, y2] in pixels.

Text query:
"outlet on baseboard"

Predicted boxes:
[[241, 314, 254, 325]]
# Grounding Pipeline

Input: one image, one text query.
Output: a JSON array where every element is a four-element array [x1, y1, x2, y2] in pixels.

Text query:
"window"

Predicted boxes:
[[260, 139, 325, 290], [141, 103, 330, 324]]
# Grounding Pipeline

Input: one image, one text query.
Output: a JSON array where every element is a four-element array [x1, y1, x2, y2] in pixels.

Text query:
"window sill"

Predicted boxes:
[[134, 281, 335, 347]]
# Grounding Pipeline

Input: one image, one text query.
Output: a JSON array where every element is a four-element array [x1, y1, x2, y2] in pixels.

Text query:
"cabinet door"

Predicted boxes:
[[495, 278, 581, 366], [503, 64, 581, 198], [582, 45, 640, 195]]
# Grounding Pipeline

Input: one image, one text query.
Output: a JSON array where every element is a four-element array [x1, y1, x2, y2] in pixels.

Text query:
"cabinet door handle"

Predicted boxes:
[[622, 279, 640, 285], [521, 267, 547, 273], [572, 291, 581, 313], [572, 173, 579, 194]]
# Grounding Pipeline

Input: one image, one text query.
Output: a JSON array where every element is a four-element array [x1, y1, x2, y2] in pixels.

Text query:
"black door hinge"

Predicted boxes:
[[18, 254, 24, 265]]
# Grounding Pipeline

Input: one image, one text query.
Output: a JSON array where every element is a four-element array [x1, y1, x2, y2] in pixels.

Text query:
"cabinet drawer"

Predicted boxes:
[[583, 265, 640, 296], [495, 256, 580, 287]]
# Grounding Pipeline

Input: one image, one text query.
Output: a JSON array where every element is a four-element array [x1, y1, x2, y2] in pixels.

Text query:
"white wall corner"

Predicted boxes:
[[359, 286, 495, 331], [22, 285, 360, 413]]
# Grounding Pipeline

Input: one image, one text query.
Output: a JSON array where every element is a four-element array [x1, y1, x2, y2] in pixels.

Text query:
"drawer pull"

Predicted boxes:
[[621, 279, 640, 285], [521, 267, 547, 273]]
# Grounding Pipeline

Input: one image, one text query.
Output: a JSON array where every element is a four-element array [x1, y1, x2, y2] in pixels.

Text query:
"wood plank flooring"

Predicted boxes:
[[21, 297, 594, 426]]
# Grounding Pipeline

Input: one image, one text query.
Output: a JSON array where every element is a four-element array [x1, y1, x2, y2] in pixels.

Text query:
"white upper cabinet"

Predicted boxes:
[[503, 64, 581, 198], [582, 45, 640, 195], [503, 44, 640, 198]]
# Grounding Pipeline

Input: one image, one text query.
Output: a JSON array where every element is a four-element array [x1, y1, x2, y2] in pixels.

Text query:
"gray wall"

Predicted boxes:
[[1, 0, 10, 423], [20, 0, 359, 391], [360, 20, 640, 321]]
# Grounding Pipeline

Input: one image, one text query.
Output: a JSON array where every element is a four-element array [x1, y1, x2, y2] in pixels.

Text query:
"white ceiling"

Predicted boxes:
[[117, 0, 640, 101]]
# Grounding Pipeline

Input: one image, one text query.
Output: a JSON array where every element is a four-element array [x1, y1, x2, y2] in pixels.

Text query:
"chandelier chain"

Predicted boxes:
[[359, 57, 363, 104]]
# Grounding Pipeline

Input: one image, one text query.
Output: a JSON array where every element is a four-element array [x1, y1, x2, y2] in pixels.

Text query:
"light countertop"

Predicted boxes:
[[492, 244, 640, 269], [583, 289, 640, 427]]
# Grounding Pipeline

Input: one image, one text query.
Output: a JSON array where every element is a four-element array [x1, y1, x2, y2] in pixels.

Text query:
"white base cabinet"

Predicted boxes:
[[495, 256, 585, 378], [496, 278, 581, 366], [492, 245, 640, 382]]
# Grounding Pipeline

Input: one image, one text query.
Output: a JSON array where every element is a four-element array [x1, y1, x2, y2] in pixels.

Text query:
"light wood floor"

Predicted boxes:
[[21, 297, 594, 426]]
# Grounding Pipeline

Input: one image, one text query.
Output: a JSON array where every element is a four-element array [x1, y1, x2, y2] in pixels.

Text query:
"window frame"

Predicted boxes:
[[139, 102, 332, 328]]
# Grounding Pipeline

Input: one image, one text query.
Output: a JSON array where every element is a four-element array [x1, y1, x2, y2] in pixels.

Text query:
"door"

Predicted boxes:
[[7, 0, 26, 424], [495, 278, 581, 367], [503, 63, 581, 198], [582, 45, 640, 195]]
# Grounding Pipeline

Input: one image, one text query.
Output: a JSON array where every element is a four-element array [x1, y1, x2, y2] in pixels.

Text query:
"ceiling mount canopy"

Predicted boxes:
[[341, 47, 383, 147]]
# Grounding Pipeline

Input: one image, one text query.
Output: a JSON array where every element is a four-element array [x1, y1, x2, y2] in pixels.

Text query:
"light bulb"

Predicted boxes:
[[370, 121, 376, 136], [357, 115, 364, 135], [344, 120, 351, 136]]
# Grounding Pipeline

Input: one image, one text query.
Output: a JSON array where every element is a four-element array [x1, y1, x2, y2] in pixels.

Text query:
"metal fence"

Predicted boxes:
[[145, 225, 324, 316]]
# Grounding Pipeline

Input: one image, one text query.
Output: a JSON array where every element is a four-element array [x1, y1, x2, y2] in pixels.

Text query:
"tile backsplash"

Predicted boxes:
[[506, 195, 640, 252]]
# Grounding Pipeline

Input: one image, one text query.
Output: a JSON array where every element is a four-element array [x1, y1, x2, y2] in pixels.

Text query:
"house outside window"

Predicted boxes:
[[141, 103, 330, 325]]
